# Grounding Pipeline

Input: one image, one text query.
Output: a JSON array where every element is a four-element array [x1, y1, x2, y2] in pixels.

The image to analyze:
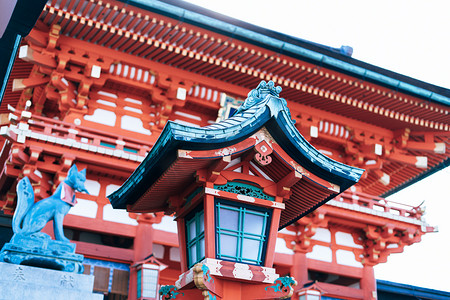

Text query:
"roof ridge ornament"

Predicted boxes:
[[234, 80, 295, 124], [236, 80, 282, 114]]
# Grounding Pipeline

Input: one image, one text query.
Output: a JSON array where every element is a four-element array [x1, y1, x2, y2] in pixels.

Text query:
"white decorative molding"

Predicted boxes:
[[203, 258, 223, 276], [204, 187, 220, 196], [261, 267, 279, 283], [185, 269, 194, 285], [271, 202, 285, 209], [176, 269, 194, 289], [232, 263, 253, 280], [236, 194, 256, 203]]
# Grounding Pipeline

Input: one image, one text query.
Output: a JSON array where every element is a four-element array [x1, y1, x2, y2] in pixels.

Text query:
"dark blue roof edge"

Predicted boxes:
[[382, 157, 450, 198], [265, 96, 364, 191], [1, 0, 47, 102], [377, 280, 450, 299], [108, 95, 363, 209], [108, 122, 177, 208], [119, 0, 450, 107]]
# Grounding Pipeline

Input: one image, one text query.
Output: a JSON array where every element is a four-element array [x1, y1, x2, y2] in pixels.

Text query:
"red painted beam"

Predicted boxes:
[[75, 240, 133, 263]]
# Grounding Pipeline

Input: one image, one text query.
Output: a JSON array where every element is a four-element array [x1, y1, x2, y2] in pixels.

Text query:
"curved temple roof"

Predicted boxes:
[[108, 81, 364, 225], [122, 0, 450, 107]]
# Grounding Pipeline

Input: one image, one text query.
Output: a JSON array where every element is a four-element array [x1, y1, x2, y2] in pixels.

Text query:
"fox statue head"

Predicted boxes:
[[65, 165, 89, 195]]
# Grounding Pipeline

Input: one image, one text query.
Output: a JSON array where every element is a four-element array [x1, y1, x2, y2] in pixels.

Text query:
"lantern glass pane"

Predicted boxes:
[[190, 244, 197, 264], [188, 220, 196, 242], [243, 213, 264, 235], [199, 212, 205, 232], [308, 295, 320, 300], [141, 267, 158, 298], [241, 238, 260, 261], [219, 234, 238, 257], [199, 237, 205, 258], [219, 206, 239, 231]]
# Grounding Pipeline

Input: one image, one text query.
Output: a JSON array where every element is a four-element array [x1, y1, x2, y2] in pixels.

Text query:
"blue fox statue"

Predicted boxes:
[[12, 164, 89, 242]]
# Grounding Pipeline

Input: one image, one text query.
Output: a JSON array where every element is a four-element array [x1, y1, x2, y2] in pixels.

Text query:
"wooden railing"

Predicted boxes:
[[27, 114, 152, 158], [337, 189, 424, 220]]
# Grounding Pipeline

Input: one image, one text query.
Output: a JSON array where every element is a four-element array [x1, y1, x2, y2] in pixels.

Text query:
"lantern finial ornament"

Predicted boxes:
[[236, 80, 282, 113]]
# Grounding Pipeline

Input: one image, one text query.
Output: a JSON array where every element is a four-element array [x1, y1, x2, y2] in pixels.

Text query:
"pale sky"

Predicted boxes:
[[185, 0, 450, 292]]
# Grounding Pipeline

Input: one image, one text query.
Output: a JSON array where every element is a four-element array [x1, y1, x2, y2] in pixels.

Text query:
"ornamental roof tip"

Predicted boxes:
[[233, 80, 295, 123]]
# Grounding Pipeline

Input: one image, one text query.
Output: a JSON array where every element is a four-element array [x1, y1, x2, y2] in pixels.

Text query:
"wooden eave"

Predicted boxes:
[[34, 0, 449, 132], [129, 155, 213, 212], [127, 138, 340, 229], [1, 58, 33, 114]]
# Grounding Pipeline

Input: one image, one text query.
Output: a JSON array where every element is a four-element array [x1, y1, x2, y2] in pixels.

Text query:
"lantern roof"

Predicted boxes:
[[108, 81, 364, 228]]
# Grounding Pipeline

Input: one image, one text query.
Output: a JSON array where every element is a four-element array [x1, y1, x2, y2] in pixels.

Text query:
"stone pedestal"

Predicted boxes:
[[0, 262, 103, 300], [0, 233, 84, 273]]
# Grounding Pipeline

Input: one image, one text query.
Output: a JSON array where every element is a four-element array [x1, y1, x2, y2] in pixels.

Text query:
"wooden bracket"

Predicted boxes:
[[207, 156, 231, 182]]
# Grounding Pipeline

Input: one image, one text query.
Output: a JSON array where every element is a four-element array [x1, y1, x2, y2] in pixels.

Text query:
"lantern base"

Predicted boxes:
[[162, 259, 296, 300], [176, 258, 279, 288]]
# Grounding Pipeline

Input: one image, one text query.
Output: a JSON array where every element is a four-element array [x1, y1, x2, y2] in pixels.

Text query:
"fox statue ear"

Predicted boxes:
[[80, 169, 86, 176], [68, 164, 78, 176]]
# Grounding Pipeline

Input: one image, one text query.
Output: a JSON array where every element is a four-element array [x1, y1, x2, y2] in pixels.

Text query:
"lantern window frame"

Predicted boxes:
[[185, 207, 206, 268], [215, 199, 271, 265]]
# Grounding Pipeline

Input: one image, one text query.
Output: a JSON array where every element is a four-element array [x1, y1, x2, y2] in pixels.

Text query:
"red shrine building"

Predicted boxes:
[[0, 0, 449, 299]]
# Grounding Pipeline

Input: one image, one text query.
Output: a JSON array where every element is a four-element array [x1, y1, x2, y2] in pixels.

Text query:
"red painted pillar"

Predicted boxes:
[[129, 213, 156, 300], [361, 264, 377, 300], [264, 206, 282, 267], [291, 249, 308, 299]]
